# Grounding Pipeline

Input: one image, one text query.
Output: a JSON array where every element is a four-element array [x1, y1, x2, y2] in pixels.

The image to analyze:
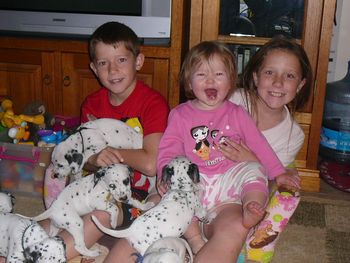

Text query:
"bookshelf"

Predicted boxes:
[[189, 0, 337, 192]]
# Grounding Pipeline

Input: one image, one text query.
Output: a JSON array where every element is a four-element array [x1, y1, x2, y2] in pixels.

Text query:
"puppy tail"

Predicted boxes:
[[32, 208, 52, 221], [181, 238, 194, 263], [91, 215, 130, 238]]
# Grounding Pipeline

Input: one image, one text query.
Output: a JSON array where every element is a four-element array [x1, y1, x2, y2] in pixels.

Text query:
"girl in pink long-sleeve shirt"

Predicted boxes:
[[157, 41, 300, 262]]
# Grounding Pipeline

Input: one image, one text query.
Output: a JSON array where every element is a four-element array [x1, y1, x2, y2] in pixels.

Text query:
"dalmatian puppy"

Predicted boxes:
[[0, 212, 66, 263], [51, 118, 142, 179], [92, 156, 208, 256], [0, 192, 15, 213], [136, 237, 193, 263], [31, 164, 154, 257]]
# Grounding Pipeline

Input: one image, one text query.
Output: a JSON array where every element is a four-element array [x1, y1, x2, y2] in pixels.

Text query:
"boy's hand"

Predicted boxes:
[[217, 138, 258, 162], [275, 169, 301, 190], [87, 114, 97, 121], [88, 146, 124, 167]]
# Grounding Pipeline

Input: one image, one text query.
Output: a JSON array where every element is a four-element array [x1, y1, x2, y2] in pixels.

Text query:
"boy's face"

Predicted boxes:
[[90, 42, 144, 104]]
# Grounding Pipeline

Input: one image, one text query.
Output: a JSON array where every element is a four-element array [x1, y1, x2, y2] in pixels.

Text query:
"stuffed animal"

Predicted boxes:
[[23, 101, 55, 130], [23, 101, 55, 144], [8, 122, 31, 144], [0, 99, 45, 129], [0, 99, 13, 122], [0, 99, 50, 144]]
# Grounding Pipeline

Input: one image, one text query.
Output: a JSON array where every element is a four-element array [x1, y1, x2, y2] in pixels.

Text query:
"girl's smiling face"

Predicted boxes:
[[190, 54, 232, 110], [253, 49, 306, 112]]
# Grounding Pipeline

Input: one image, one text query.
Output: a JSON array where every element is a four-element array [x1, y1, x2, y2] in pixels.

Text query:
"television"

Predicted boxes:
[[0, 0, 171, 45]]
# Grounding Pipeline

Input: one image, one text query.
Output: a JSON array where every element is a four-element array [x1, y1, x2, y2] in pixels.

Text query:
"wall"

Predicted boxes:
[[327, 0, 350, 82]]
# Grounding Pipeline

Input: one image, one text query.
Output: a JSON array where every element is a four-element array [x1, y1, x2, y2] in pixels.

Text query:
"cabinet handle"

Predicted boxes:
[[43, 74, 52, 85], [63, 76, 71, 87]]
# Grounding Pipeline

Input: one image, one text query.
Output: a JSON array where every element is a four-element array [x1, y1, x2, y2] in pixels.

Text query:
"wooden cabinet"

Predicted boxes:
[[0, 48, 52, 113], [189, 0, 336, 191], [59, 52, 99, 116], [0, 0, 189, 116], [59, 52, 171, 116]]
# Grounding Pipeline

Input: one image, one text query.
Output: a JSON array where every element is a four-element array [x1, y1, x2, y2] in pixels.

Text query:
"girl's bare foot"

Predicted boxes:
[[242, 201, 265, 228]]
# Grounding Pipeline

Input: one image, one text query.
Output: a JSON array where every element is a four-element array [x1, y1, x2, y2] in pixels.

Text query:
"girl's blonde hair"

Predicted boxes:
[[180, 41, 237, 99]]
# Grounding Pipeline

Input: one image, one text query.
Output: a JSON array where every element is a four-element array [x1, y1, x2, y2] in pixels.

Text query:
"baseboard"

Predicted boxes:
[[298, 168, 320, 192]]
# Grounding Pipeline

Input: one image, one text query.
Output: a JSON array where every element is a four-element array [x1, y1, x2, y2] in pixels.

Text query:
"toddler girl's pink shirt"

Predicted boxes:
[[158, 100, 285, 179]]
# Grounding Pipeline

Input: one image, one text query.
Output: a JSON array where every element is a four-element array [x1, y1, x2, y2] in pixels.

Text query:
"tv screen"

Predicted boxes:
[[0, 0, 142, 16], [0, 0, 171, 43]]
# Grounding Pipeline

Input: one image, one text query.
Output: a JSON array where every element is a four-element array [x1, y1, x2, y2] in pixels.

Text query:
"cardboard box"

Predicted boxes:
[[0, 142, 53, 197]]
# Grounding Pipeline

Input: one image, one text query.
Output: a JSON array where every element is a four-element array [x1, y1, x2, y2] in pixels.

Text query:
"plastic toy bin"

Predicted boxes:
[[0, 142, 53, 197]]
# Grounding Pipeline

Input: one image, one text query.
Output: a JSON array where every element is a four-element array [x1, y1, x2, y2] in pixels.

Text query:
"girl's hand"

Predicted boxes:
[[275, 169, 301, 190], [217, 138, 258, 162], [87, 146, 124, 167]]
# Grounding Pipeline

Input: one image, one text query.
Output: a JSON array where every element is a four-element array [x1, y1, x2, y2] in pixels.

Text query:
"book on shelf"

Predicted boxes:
[[228, 44, 260, 74], [243, 48, 251, 68], [237, 47, 244, 74]]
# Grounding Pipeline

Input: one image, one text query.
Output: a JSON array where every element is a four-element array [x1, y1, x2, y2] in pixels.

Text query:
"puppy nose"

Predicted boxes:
[[119, 195, 127, 202], [53, 173, 59, 178]]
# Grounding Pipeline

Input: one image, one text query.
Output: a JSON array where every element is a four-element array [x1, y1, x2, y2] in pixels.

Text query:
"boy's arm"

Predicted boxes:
[[117, 132, 163, 177], [86, 132, 163, 177]]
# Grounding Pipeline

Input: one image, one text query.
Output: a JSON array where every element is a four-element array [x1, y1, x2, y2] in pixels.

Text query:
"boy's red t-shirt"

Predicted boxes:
[[81, 81, 170, 196]]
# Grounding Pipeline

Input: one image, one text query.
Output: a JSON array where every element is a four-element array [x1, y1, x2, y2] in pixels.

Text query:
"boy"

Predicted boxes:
[[60, 21, 169, 260]]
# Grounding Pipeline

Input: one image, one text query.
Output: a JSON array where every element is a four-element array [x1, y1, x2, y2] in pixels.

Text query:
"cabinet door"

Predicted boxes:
[[137, 57, 169, 101], [0, 48, 54, 113], [61, 52, 170, 117], [60, 52, 99, 117]]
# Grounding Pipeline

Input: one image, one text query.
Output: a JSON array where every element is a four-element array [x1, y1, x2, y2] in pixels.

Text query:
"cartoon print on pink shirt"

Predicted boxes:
[[191, 125, 210, 160], [210, 129, 230, 149], [210, 129, 219, 140]]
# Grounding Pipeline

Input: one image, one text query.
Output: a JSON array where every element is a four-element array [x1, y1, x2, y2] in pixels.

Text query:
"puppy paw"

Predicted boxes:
[[206, 211, 217, 223], [199, 211, 216, 224], [199, 216, 210, 224]]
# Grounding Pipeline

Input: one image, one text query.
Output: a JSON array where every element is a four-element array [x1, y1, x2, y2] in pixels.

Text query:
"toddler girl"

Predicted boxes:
[[157, 41, 300, 262]]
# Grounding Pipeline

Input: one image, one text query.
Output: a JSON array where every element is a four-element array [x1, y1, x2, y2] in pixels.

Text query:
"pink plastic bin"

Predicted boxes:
[[0, 142, 53, 197]]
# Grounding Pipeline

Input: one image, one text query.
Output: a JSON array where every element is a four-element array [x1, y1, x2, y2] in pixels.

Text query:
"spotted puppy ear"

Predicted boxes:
[[188, 163, 200, 183], [161, 164, 174, 185], [64, 152, 83, 169], [23, 247, 41, 263], [9, 193, 15, 207], [5, 191, 16, 207], [93, 167, 106, 187]]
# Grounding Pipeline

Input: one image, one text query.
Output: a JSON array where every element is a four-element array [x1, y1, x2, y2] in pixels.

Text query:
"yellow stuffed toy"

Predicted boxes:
[[0, 99, 45, 144], [0, 99, 44, 128]]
